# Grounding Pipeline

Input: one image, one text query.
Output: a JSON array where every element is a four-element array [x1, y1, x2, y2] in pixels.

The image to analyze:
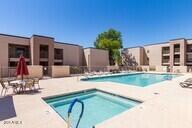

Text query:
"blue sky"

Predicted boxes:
[[0, 0, 192, 48]]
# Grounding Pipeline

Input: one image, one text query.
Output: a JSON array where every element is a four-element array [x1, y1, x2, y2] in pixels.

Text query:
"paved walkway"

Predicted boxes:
[[0, 73, 192, 128]]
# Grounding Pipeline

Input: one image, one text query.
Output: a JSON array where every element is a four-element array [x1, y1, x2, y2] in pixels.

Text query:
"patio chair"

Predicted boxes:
[[23, 79, 35, 91], [33, 78, 40, 89], [84, 71, 95, 78], [102, 71, 112, 75], [0, 80, 18, 96], [93, 71, 103, 76], [184, 78, 192, 82], [180, 80, 192, 88]]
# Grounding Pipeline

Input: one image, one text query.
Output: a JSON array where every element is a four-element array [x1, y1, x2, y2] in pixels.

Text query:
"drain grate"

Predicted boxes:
[[154, 92, 160, 95]]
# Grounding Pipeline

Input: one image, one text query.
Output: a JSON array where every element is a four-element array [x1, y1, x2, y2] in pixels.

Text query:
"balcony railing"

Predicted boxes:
[[162, 50, 170, 54], [54, 55, 63, 60], [174, 48, 180, 53], [187, 49, 192, 53], [40, 52, 48, 58], [162, 46, 170, 54], [162, 59, 169, 63], [9, 45, 30, 58], [174, 58, 180, 63], [9, 52, 29, 58], [187, 57, 192, 62], [187, 61, 192, 63], [187, 45, 192, 52]]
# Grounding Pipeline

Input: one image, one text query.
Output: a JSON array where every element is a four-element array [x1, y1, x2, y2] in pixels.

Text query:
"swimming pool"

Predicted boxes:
[[82, 73, 180, 87], [44, 89, 141, 128]]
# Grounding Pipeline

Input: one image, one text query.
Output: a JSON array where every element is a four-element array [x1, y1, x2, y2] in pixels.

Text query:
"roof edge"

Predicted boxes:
[[169, 38, 186, 41], [55, 41, 81, 47], [84, 47, 108, 51], [32, 34, 54, 39], [143, 42, 169, 46], [0, 33, 30, 39], [124, 46, 143, 49]]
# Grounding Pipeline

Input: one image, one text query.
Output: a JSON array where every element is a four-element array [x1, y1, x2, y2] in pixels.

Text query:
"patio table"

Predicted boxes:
[[10, 80, 26, 93]]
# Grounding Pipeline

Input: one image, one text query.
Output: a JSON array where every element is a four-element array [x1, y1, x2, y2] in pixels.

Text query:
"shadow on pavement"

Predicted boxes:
[[0, 96, 16, 121]]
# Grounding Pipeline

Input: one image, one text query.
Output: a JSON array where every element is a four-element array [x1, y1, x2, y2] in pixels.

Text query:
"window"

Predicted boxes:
[[187, 54, 192, 62], [174, 44, 180, 53], [187, 44, 192, 52], [162, 56, 169, 63], [162, 47, 170, 54], [174, 54, 180, 66], [40, 61, 48, 66], [9, 61, 30, 67], [9, 62, 17, 67], [54, 48, 63, 59], [40, 45, 49, 58], [9, 44, 30, 58], [16, 48, 25, 57]]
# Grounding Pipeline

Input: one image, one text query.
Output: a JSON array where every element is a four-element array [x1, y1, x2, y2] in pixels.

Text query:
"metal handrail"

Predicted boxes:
[[67, 98, 84, 128]]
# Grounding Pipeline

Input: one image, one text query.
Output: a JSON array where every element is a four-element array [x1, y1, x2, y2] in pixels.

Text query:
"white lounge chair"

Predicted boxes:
[[180, 78, 192, 88], [0, 80, 18, 96]]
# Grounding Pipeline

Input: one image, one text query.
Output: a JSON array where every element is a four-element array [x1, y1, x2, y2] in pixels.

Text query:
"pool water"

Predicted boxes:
[[82, 73, 179, 87], [44, 89, 141, 128]]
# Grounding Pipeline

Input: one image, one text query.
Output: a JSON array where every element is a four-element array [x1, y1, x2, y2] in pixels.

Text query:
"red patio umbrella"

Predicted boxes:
[[16, 55, 29, 80]]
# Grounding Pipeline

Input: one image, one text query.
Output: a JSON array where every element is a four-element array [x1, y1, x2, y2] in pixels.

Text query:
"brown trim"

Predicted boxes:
[[0, 33, 30, 39], [84, 47, 108, 51], [55, 41, 81, 47], [32, 35, 54, 39], [144, 42, 168, 46], [123, 46, 143, 49], [170, 38, 186, 41]]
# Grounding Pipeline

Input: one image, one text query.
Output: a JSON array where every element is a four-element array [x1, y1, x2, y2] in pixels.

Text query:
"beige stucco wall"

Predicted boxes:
[[30, 35, 54, 66], [141, 66, 149, 71], [125, 47, 148, 65], [141, 65, 187, 73], [0, 67, 16, 78], [91, 48, 109, 67], [51, 66, 70, 77], [28, 65, 43, 78], [155, 66, 168, 72], [127, 39, 191, 68], [0, 65, 43, 78], [123, 39, 192, 72], [172, 66, 187, 73], [107, 66, 119, 71], [84, 48, 109, 67], [187, 39, 192, 44], [54, 43, 83, 66], [125, 47, 141, 65], [0, 34, 84, 78], [143, 43, 169, 66]]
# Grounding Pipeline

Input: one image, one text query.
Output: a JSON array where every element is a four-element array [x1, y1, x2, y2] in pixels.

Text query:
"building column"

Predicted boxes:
[[180, 40, 186, 66], [169, 43, 174, 71]]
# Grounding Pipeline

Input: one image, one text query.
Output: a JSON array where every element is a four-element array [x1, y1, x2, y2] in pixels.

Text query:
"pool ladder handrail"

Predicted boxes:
[[67, 98, 84, 128]]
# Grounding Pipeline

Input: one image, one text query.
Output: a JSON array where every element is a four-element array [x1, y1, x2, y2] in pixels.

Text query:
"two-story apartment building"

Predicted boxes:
[[0, 34, 84, 67], [124, 38, 192, 72], [0, 33, 109, 76]]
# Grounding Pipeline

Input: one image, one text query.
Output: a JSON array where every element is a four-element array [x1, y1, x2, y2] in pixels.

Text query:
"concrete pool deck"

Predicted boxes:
[[0, 72, 192, 128]]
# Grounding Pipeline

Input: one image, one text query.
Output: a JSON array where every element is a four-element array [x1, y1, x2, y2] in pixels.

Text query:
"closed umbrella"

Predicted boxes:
[[16, 55, 29, 80]]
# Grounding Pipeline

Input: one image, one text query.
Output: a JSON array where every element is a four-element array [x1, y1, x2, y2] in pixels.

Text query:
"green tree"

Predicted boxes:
[[113, 49, 121, 65], [94, 29, 123, 65]]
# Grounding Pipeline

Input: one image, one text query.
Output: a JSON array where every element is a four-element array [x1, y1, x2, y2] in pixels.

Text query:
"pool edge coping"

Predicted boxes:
[[42, 88, 144, 104]]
